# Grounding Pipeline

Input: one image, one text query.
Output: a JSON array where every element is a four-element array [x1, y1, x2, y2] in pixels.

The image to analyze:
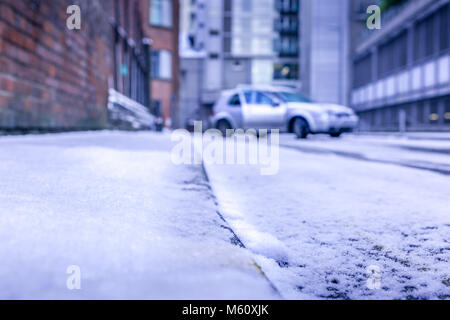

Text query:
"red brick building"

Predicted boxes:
[[0, 0, 179, 131], [143, 0, 180, 127]]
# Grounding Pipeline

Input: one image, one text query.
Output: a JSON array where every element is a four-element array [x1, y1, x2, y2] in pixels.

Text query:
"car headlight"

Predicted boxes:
[[321, 112, 329, 121], [327, 110, 336, 117]]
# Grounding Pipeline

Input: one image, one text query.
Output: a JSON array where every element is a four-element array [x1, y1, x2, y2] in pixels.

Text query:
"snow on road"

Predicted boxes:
[[204, 135, 450, 299], [279, 134, 450, 175], [0, 131, 277, 299]]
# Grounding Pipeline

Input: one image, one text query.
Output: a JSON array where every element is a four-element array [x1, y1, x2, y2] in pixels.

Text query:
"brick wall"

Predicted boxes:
[[0, 0, 115, 130], [0, 0, 180, 131]]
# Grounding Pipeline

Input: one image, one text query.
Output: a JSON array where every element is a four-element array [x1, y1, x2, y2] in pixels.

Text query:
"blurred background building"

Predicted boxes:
[[179, 0, 352, 128], [0, 0, 179, 131], [179, 0, 302, 128], [351, 0, 450, 131], [2, 0, 449, 133]]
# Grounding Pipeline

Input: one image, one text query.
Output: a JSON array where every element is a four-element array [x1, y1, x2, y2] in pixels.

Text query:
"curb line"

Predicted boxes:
[[200, 162, 283, 299]]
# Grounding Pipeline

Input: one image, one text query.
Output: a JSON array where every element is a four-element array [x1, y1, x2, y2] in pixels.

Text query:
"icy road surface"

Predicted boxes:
[[0, 132, 277, 299], [204, 133, 450, 300]]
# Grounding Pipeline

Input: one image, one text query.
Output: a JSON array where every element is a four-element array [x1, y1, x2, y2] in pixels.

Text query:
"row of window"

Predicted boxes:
[[378, 31, 408, 78], [354, 3, 450, 88], [414, 3, 450, 62], [228, 91, 279, 107], [149, 0, 173, 80], [275, 0, 299, 13], [360, 96, 450, 128]]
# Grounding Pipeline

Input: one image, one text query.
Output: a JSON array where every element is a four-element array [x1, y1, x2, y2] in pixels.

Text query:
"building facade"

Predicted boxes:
[[351, 0, 450, 131], [0, 0, 179, 131], [145, 0, 180, 128]]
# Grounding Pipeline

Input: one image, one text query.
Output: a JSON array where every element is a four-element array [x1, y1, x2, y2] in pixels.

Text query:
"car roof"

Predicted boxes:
[[220, 85, 299, 100], [236, 84, 298, 93]]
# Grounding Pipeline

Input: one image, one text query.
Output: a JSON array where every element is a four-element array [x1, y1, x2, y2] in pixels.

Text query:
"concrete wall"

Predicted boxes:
[[300, 0, 349, 105], [179, 57, 204, 129]]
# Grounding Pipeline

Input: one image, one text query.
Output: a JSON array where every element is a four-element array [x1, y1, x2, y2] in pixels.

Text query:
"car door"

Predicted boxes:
[[242, 91, 286, 130], [264, 91, 287, 129], [225, 93, 244, 128]]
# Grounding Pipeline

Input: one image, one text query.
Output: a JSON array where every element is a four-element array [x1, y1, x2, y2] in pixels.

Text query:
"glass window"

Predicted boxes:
[[224, 17, 232, 33], [151, 50, 172, 80], [274, 63, 299, 80], [425, 14, 436, 57], [429, 100, 439, 123], [414, 12, 438, 62], [416, 102, 424, 124], [276, 92, 312, 103], [255, 92, 273, 105], [150, 0, 173, 28], [445, 98, 450, 124], [224, 0, 232, 12], [414, 19, 426, 62], [354, 53, 372, 88], [440, 4, 449, 52], [243, 91, 253, 104], [229, 94, 241, 106]]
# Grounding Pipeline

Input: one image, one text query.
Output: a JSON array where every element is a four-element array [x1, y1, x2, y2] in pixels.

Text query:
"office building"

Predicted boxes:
[[351, 0, 450, 131]]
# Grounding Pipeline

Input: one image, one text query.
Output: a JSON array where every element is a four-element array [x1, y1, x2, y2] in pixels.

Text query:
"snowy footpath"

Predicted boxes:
[[204, 134, 450, 300], [1, 131, 449, 300], [0, 131, 278, 299]]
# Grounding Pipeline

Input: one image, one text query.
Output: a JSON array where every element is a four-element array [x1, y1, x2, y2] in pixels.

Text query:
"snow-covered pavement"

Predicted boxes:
[[204, 133, 450, 300], [1, 131, 449, 300], [0, 131, 277, 299]]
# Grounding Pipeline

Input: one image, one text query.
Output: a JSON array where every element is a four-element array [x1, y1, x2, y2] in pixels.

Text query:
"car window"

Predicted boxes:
[[277, 92, 312, 103], [255, 92, 273, 105], [228, 94, 241, 106], [243, 91, 253, 104]]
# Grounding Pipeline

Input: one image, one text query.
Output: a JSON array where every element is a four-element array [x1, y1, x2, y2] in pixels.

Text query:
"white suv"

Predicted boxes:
[[210, 86, 359, 138]]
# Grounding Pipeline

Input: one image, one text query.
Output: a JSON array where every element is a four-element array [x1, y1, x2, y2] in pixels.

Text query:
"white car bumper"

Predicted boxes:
[[329, 115, 359, 132]]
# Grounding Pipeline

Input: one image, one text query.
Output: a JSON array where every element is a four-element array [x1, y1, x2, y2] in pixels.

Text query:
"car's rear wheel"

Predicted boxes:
[[293, 118, 309, 139], [330, 131, 342, 138], [217, 120, 232, 137]]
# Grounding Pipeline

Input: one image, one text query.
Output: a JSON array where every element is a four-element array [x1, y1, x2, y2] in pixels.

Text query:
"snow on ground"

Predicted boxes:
[[280, 134, 450, 175], [0, 131, 277, 299], [204, 135, 450, 299]]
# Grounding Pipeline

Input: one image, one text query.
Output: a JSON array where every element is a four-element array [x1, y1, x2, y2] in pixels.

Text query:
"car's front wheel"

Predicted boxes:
[[293, 118, 309, 139], [330, 131, 342, 138], [217, 120, 232, 137]]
